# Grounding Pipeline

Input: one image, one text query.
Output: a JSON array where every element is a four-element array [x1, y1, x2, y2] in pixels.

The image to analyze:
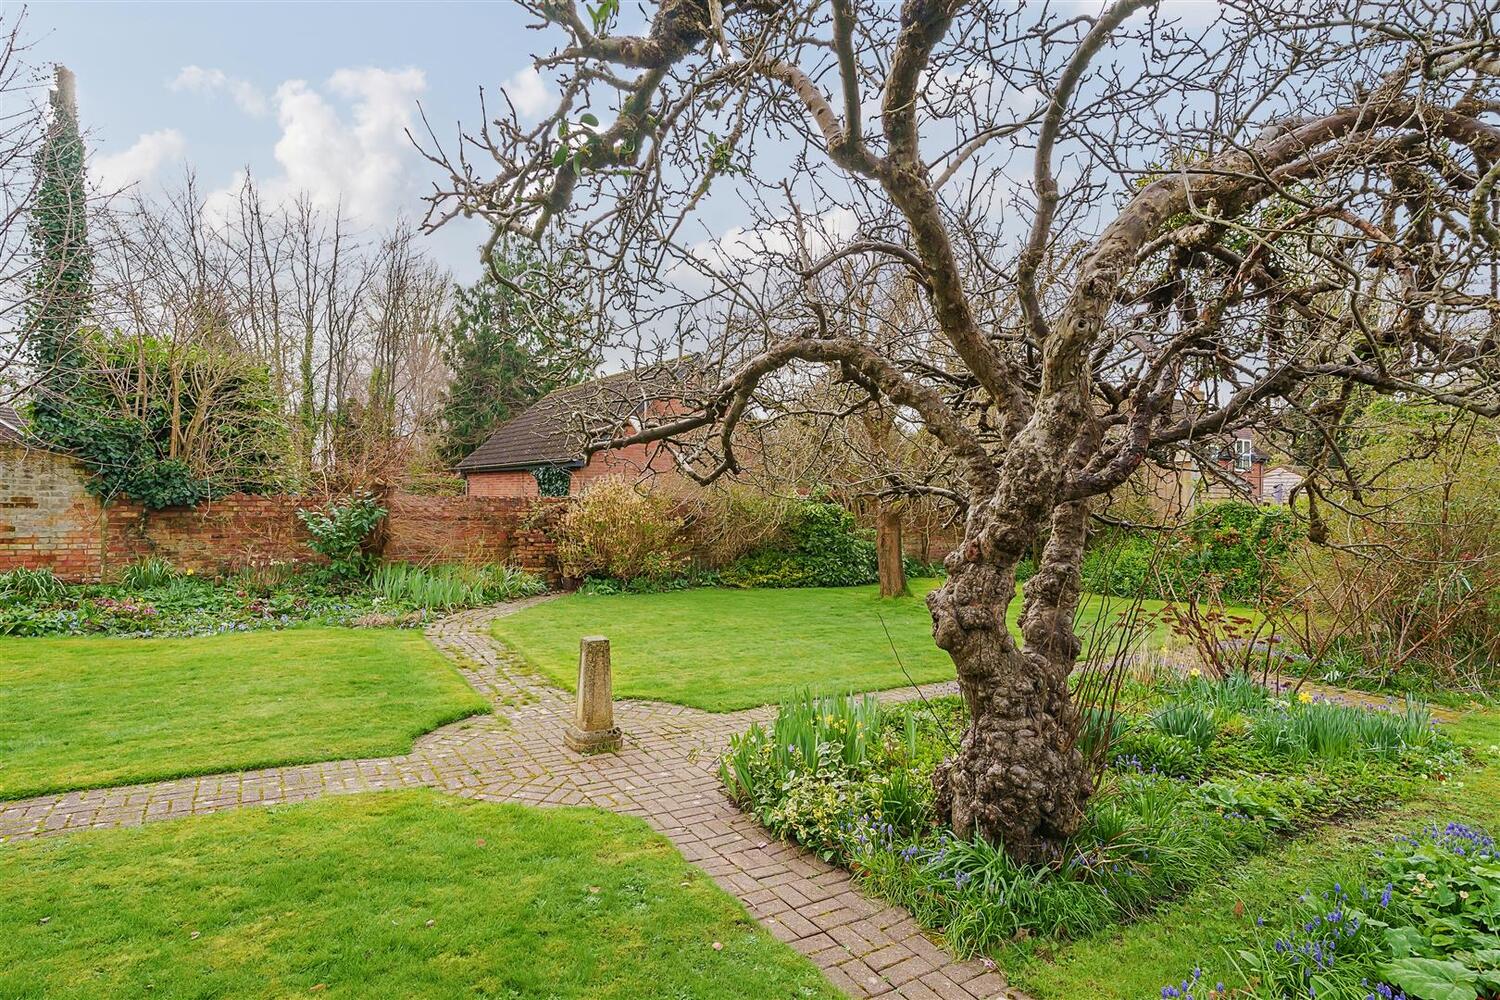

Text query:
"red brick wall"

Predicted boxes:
[[465, 470, 541, 498], [571, 440, 678, 490], [0, 442, 567, 584], [383, 495, 565, 580], [102, 494, 313, 580], [464, 440, 680, 499], [0, 446, 107, 581]]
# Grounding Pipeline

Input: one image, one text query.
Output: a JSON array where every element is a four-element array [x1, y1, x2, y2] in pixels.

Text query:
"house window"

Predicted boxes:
[[532, 465, 572, 497], [1233, 438, 1253, 471]]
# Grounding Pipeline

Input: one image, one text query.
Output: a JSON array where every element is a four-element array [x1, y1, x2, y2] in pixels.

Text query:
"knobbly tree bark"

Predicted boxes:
[[425, 1, 1500, 861]]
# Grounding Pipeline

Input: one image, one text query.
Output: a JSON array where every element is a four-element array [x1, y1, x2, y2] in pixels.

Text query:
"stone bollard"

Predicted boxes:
[[564, 635, 622, 753]]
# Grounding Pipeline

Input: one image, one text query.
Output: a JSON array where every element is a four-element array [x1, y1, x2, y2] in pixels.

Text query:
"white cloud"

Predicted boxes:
[[280, 67, 425, 223], [170, 65, 269, 117], [92, 129, 188, 191], [204, 66, 428, 228], [665, 205, 860, 299], [501, 66, 552, 118]]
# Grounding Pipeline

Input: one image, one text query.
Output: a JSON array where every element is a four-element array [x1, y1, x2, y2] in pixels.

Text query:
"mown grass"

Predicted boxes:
[[493, 580, 1219, 712], [1001, 704, 1500, 999], [0, 628, 489, 800], [0, 790, 842, 1000]]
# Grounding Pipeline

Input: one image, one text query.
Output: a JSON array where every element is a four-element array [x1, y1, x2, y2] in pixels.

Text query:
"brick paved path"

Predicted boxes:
[[0, 600, 1022, 999]]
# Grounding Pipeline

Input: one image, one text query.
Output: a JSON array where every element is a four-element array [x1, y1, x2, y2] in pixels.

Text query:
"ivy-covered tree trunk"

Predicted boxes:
[[26, 64, 92, 430]]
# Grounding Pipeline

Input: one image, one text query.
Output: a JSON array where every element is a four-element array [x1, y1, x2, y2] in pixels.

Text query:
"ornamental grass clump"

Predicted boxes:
[[1151, 701, 1223, 749], [118, 557, 179, 590], [0, 566, 67, 605], [1250, 697, 1436, 764], [369, 562, 545, 611]]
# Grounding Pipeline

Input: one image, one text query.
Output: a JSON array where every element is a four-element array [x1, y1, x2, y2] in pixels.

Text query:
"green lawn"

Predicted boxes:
[[494, 579, 1204, 712], [1001, 705, 1500, 999], [0, 628, 489, 800], [0, 790, 841, 1000]]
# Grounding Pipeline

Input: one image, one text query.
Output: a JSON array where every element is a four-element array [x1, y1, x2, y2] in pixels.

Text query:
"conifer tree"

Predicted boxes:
[[438, 246, 596, 466]]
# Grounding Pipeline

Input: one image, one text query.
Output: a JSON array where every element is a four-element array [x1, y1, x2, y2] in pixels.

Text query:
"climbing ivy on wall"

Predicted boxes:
[[532, 465, 573, 498]]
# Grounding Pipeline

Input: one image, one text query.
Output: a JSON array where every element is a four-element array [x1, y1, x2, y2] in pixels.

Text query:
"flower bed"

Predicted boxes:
[[1163, 821, 1498, 1000], [0, 561, 545, 637], [720, 678, 1465, 964]]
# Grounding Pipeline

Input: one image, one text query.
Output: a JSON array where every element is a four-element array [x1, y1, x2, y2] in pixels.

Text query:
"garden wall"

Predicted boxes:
[[0, 442, 566, 584]]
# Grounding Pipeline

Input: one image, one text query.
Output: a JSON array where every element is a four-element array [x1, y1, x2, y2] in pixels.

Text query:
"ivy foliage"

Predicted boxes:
[[721, 502, 880, 589], [25, 68, 92, 442], [531, 465, 573, 497], [34, 333, 292, 509]]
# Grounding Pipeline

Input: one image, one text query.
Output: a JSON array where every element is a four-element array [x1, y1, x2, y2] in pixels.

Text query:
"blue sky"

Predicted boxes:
[[27, 2, 555, 280]]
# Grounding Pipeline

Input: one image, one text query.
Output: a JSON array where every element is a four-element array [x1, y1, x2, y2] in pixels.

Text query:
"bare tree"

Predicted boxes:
[[426, 1, 1500, 861], [81, 170, 458, 493], [0, 11, 51, 402]]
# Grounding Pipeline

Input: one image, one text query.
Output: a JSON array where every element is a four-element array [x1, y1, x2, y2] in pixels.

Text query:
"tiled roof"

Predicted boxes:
[[0, 403, 27, 446], [456, 359, 699, 473]]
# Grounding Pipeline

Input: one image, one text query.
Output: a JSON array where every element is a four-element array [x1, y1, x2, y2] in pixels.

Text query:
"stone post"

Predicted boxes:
[[564, 635, 622, 753]]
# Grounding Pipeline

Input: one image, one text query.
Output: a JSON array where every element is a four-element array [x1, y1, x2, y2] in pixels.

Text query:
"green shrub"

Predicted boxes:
[[297, 495, 387, 580], [555, 479, 692, 583], [721, 502, 879, 588], [576, 568, 720, 595], [1080, 534, 1164, 599], [1081, 500, 1300, 603], [718, 690, 893, 857]]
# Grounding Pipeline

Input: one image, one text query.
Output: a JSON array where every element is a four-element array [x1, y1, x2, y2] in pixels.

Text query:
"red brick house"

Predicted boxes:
[[456, 362, 694, 498]]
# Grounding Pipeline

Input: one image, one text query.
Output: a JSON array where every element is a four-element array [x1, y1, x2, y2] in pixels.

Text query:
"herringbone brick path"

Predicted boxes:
[[0, 599, 1021, 999]]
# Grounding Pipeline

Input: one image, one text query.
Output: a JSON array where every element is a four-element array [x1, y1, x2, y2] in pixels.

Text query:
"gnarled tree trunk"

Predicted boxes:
[[929, 495, 1093, 863]]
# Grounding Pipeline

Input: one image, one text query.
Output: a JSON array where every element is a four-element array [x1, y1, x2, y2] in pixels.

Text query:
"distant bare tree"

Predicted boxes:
[[431, 0, 1500, 861], [87, 173, 458, 492], [0, 11, 50, 402]]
